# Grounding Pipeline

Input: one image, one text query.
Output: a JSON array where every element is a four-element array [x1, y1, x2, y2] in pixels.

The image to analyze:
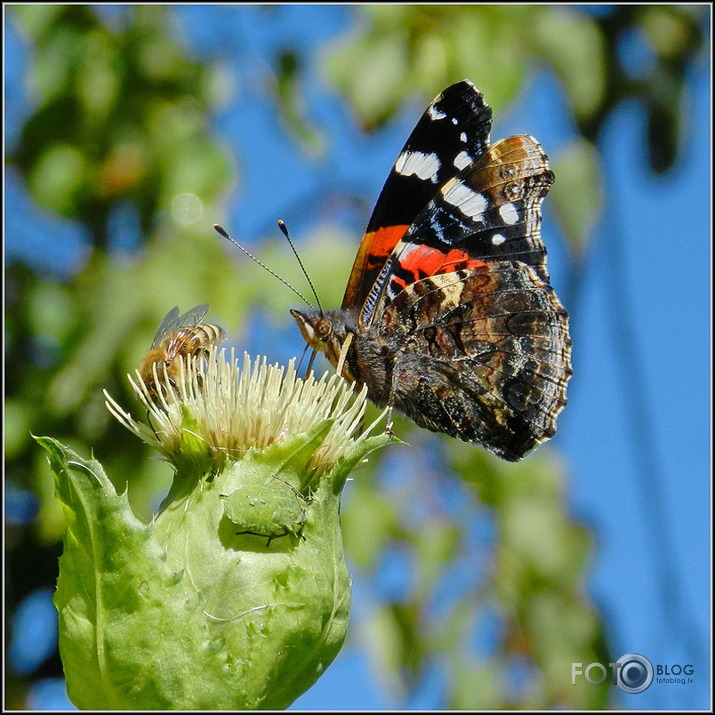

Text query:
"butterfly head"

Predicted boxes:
[[290, 309, 357, 382]]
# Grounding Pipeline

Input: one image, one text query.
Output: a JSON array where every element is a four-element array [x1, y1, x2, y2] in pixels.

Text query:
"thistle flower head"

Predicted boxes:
[[50, 345, 393, 710], [104, 347, 383, 478]]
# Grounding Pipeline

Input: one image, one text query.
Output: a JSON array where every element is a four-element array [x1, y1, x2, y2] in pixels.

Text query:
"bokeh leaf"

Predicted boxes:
[[550, 138, 603, 258]]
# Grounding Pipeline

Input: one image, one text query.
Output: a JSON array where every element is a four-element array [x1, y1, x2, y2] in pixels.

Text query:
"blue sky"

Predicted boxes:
[[5, 5, 711, 710]]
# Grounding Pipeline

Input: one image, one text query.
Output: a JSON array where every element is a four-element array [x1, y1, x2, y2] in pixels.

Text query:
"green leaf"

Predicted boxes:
[[450, 659, 504, 710], [412, 519, 462, 597], [550, 138, 603, 257], [275, 50, 326, 156], [531, 7, 607, 121], [36, 436, 168, 709], [326, 30, 410, 129], [329, 431, 397, 494], [28, 143, 88, 215]]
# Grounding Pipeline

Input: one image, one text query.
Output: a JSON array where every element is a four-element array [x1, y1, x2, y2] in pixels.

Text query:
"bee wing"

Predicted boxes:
[[150, 303, 210, 348], [151, 306, 180, 348]]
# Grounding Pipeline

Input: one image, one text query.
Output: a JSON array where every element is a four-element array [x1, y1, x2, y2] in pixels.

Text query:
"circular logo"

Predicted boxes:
[[615, 653, 654, 693]]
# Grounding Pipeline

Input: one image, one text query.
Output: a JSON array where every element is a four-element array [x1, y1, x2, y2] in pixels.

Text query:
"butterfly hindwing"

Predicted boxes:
[[376, 264, 571, 461]]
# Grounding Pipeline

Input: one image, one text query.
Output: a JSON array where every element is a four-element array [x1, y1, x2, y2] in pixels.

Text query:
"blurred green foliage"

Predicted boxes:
[[325, 4, 705, 253], [11, 4, 230, 245], [5, 4, 705, 710]]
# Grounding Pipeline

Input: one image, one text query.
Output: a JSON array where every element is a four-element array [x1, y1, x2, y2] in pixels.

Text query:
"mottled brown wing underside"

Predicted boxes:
[[378, 264, 572, 461]]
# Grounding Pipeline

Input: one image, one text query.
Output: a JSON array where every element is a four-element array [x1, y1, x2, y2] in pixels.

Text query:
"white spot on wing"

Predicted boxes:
[[395, 151, 441, 183], [442, 183, 488, 221], [499, 203, 519, 225], [428, 105, 446, 120], [491, 233, 507, 245], [453, 150, 472, 171]]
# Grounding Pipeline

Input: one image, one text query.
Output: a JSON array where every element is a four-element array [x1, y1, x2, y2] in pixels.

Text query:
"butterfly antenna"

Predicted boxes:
[[277, 220, 323, 316], [213, 224, 316, 310]]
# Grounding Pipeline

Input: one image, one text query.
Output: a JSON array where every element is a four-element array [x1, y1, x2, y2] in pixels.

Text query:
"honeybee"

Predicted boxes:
[[139, 303, 226, 401]]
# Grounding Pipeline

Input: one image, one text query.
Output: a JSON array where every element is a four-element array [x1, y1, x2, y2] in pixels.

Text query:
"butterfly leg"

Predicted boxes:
[[383, 350, 406, 437], [384, 405, 395, 436], [304, 347, 318, 379]]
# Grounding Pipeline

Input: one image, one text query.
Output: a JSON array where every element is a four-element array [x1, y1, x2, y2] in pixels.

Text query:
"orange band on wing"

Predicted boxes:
[[402, 244, 487, 277], [342, 224, 409, 308]]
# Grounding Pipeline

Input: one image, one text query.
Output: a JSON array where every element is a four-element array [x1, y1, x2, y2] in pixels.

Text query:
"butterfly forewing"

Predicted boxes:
[[359, 135, 554, 328], [342, 80, 493, 311]]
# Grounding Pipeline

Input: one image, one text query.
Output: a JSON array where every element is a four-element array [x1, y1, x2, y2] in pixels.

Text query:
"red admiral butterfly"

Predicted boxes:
[[291, 80, 572, 461]]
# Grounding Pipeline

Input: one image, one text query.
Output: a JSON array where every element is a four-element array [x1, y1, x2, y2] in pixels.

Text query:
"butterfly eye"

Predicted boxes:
[[316, 319, 333, 342]]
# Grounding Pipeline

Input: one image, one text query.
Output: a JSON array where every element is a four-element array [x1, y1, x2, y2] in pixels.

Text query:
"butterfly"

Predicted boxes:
[[291, 80, 572, 461]]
